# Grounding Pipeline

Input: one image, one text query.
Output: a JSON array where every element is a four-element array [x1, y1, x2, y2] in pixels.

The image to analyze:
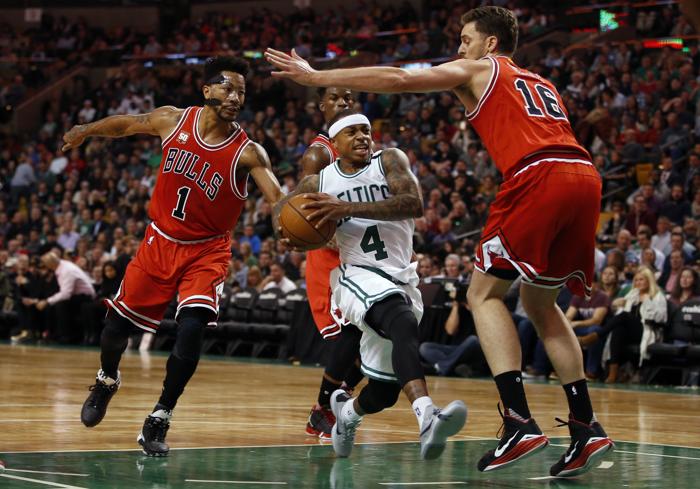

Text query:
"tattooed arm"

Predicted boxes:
[[61, 106, 183, 151], [303, 148, 423, 227]]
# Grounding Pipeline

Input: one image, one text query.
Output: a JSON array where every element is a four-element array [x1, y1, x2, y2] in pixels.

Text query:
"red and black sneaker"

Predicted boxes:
[[305, 404, 336, 440], [550, 415, 614, 477], [477, 405, 549, 472]]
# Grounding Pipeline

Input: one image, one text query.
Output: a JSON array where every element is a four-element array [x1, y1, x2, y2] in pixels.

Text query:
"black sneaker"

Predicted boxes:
[[137, 412, 171, 457], [81, 369, 120, 427], [550, 415, 614, 477], [477, 405, 549, 472], [306, 404, 335, 440]]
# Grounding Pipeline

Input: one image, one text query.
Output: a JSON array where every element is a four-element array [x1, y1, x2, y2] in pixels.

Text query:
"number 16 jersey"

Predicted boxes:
[[319, 151, 416, 284], [151, 106, 250, 241]]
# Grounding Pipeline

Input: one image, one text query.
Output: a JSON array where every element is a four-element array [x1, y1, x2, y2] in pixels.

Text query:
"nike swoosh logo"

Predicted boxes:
[[494, 431, 519, 458], [564, 441, 579, 463], [420, 419, 433, 437]]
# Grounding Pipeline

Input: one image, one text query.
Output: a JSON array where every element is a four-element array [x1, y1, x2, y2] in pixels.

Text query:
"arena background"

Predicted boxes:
[[1, 1, 699, 488]]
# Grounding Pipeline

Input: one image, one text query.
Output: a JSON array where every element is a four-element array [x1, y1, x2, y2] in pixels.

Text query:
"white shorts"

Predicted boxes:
[[330, 264, 423, 383]]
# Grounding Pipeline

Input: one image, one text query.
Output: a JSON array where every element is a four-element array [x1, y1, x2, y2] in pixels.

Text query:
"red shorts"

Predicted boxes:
[[475, 158, 601, 296], [106, 224, 230, 332], [306, 247, 344, 338]]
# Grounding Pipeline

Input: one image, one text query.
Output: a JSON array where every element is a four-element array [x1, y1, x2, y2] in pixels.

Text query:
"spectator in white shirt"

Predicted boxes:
[[57, 222, 80, 252], [261, 263, 297, 294], [49, 152, 68, 174], [33, 252, 95, 344]]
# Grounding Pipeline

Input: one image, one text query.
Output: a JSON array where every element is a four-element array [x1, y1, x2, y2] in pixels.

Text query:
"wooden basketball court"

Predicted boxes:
[[1, 344, 699, 488]]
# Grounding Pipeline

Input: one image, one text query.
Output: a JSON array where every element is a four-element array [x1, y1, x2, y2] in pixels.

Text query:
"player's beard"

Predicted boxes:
[[215, 105, 238, 122]]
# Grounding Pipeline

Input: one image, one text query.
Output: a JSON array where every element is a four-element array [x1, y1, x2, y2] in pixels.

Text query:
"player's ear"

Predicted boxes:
[[202, 84, 211, 100], [318, 101, 326, 112], [486, 36, 498, 55]]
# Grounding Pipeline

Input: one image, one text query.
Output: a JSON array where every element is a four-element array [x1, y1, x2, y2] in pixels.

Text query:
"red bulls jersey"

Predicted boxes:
[[467, 56, 590, 180], [151, 106, 249, 240], [309, 131, 339, 161]]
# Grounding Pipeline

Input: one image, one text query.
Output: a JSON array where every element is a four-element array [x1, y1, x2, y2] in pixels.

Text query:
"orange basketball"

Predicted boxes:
[[279, 194, 336, 250]]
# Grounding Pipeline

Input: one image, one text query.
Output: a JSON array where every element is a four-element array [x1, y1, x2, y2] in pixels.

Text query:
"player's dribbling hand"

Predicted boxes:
[[264, 48, 316, 85], [61, 125, 87, 152], [301, 193, 349, 228]]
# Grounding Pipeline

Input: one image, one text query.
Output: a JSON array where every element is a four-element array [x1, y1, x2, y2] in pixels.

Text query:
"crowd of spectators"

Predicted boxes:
[[0, 2, 698, 385]]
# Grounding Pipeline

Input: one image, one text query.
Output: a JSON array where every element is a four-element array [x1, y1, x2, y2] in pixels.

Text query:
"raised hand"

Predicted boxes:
[[264, 48, 317, 85], [61, 125, 88, 152]]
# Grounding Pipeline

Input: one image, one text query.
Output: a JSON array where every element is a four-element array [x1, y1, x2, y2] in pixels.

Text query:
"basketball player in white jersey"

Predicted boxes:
[[275, 110, 467, 460]]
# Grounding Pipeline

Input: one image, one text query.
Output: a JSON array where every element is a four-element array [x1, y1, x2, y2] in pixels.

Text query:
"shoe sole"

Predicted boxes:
[[554, 440, 614, 477], [480, 435, 550, 472], [137, 433, 169, 457], [305, 424, 332, 440], [420, 401, 468, 460]]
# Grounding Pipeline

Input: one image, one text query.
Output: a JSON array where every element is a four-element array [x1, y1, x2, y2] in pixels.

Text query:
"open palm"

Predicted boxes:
[[264, 48, 317, 85]]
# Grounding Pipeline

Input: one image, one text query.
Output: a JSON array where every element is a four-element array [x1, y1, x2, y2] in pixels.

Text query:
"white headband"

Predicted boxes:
[[328, 114, 371, 138]]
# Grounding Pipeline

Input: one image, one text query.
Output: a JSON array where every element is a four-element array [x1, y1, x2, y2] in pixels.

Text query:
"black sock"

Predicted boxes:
[[158, 353, 198, 410], [563, 379, 593, 424], [494, 371, 531, 419], [99, 314, 130, 379], [317, 376, 342, 408], [343, 362, 364, 389]]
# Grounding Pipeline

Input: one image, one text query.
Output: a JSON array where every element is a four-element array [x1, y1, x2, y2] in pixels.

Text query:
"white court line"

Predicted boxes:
[[185, 480, 286, 485], [379, 483, 465, 486], [5, 468, 89, 477], [598, 461, 614, 469], [0, 473, 87, 488], [549, 443, 700, 461]]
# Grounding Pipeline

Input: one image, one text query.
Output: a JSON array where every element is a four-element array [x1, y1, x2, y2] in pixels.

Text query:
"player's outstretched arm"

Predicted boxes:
[[61, 106, 183, 151], [265, 48, 487, 93], [303, 148, 423, 226]]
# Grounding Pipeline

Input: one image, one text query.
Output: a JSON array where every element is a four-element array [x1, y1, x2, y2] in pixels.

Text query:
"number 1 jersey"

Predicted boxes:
[[318, 151, 416, 284], [467, 56, 590, 181], [150, 106, 250, 240]]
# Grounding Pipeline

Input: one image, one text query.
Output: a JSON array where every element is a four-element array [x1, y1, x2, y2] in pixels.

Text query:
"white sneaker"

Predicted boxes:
[[419, 400, 468, 460], [330, 389, 362, 457]]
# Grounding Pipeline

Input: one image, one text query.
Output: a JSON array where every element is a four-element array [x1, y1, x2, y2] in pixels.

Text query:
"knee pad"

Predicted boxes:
[[173, 308, 208, 362], [365, 294, 417, 340], [358, 378, 402, 414]]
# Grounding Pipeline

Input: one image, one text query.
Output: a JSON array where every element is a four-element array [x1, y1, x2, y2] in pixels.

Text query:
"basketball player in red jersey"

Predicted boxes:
[[302, 88, 366, 440], [62, 56, 283, 456], [266, 6, 613, 477]]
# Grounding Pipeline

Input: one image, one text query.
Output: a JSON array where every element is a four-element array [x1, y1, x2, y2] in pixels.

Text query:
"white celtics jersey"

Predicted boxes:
[[319, 151, 417, 284]]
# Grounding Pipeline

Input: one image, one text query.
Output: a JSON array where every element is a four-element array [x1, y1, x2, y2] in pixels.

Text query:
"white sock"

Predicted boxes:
[[150, 409, 172, 421], [341, 398, 362, 424], [412, 396, 433, 430]]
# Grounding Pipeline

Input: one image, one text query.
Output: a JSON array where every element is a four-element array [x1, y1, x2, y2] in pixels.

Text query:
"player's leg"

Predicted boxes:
[[138, 306, 209, 457], [81, 255, 171, 428], [468, 269, 549, 472], [307, 324, 363, 440], [136, 244, 228, 457], [360, 292, 466, 459], [520, 283, 614, 476]]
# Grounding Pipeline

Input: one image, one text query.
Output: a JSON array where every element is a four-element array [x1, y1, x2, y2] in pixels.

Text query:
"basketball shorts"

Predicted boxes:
[[106, 223, 230, 332], [475, 159, 601, 297], [330, 264, 423, 383], [306, 247, 346, 339]]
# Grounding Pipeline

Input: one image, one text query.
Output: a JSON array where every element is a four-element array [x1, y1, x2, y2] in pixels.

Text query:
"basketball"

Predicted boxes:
[[279, 194, 336, 250]]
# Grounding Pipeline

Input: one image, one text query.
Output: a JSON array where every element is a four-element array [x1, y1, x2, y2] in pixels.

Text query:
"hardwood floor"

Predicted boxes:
[[1, 343, 699, 454]]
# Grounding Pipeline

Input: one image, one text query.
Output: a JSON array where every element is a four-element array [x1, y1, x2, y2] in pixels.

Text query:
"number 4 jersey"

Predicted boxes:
[[467, 55, 590, 181], [319, 151, 417, 284], [150, 106, 250, 240]]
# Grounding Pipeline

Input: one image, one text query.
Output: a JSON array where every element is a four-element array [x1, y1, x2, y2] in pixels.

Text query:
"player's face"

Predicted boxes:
[[458, 22, 496, 60], [320, 88, 355, 122], [332, 124, 371, 163], [203, 71, 246, 122]]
